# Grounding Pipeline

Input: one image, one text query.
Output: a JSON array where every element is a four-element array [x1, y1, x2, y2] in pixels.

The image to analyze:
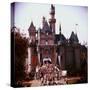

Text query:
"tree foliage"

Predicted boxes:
[[11, 28, 28, 82]]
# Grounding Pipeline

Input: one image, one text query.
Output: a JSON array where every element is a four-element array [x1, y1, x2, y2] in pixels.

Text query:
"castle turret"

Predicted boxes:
[[49, 4, 56, 33], [28, 22, 38, 72], [28, 21, 36, 43]]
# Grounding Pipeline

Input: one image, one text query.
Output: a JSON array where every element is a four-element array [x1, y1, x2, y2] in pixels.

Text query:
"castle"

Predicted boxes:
[[28, 4, 87, 76]]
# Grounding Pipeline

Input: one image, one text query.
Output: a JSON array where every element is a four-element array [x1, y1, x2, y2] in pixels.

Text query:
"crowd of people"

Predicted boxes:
[[35, 60, 67, 85]]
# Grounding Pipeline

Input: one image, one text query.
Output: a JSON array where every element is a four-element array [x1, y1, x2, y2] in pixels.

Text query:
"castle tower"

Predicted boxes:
[[49, 4, 56, 33], [28, 22, 38, 71], [28, 21, 36, 43]]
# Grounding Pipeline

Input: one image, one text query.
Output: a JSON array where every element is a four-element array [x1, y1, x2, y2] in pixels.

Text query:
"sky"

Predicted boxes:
[[13, 2, 88, 44]]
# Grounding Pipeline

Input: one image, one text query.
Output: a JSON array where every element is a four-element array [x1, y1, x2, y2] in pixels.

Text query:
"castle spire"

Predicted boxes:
[[28, 21, 36, 37], [49, 4, 56, 33], [75, 24, 78, 34], [59, 24, 61, 34], [30, 21, 34, 27], [50, 4, 55, 15], [42, 16, 46, 28]]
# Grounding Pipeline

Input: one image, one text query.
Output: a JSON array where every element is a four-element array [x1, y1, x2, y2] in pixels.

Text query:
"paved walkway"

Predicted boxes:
[[21, 77, 81, 87], [30, 80, 41, 87]]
